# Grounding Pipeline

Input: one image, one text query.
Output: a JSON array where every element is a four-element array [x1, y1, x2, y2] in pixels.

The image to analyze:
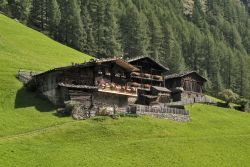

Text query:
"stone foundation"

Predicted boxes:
[[138, 112, 190, 122], [129, 104, 190, 122]]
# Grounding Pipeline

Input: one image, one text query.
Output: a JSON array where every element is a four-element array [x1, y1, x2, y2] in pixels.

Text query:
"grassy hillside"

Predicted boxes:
[[0, 14, 91, 136], [1, 14, 250, 167], [1, 104, 250, 166]]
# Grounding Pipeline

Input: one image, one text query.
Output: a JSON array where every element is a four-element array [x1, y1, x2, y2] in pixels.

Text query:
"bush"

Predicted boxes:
[[64, 101, 81, 116], [235, 98, 249, 112], [219, 89, 239, 108]]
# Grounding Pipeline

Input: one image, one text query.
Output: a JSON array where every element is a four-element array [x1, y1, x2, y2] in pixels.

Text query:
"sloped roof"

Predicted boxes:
[[34, 58, 139, 77], [151, 86, 171, 93], [165, 71, 207, 81], [127, 56, 169, 71], [58, 83, 98, 90], [96, 58, 139, 72]]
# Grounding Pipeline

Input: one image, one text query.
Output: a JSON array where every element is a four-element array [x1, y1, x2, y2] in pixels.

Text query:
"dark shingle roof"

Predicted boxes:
[[165, 71, 207, 81], [127, 56, 169, 71], [34, 58, 139, 77]]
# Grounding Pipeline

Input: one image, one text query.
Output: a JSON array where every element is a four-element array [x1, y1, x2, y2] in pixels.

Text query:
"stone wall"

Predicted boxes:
[[93, 92, 129, 108], [139, 112, 190, 122], [129, 105, 190, 122], [171, 91, 216, 105]]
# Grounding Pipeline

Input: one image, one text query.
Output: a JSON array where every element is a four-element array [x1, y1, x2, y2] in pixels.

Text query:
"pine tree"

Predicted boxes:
[[47, 0, 61, 39], [202, 35, 223, 95], [8, 0, 31, 22], [187, 28, 204, 71], [148, 12, 163, 61], [58, 0, 84, 51], [101, 0, 121, 57], [0, 0, 8, 13], [80, 3, 95, 56], [121, 4, 149, 58], [28, 0, 45, 30], [161, 24, 185, 73], [192, 0, 205, 28]]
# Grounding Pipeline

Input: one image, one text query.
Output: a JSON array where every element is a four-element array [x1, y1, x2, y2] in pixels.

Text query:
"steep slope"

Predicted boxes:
[[0, 14, 91, 136]]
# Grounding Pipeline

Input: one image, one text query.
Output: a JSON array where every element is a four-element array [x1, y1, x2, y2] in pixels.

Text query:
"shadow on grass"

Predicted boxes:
[[15, 87, 56, 112]]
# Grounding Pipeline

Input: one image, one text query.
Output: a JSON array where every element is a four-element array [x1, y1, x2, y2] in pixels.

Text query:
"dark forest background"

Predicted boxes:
[[1, 0, 250, 99]]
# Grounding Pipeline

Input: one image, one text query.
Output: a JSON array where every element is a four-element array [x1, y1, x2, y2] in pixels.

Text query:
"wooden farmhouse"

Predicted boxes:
[[127, 56, 171, 105], [22, 56, 208, 116], [28, 58, 141, 109], [165, 71, 207, 103]]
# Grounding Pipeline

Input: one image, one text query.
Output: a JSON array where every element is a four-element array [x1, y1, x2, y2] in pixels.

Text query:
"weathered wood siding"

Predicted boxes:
[[35, 71, 61, 105], [58, 66, 95, 85], [93, 92, 128, 108], [181, 73, 204, 93]]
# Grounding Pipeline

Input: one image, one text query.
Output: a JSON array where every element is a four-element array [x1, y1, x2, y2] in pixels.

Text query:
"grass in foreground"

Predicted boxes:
[[1, 104, 250, 166]]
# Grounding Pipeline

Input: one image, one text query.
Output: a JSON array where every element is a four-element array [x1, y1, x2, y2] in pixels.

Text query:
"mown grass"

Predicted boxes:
[[1, 104, 250, 166], [1, 14, 250, 167]]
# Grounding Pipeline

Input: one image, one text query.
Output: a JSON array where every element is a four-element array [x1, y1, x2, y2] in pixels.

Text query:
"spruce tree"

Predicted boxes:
[[192, 0, 204, 28], [80, 4, 95, 56], [121, 4, 149, 58], [0, 0, 8, 13], [148, 12, 163, 61], [58, 0, 84, 51], [102, 0, 121, 57], [161, 24, 185, 73], [28, 0, 45, 30], [47, 0, 61, 39], [8, 0, 31, 22]]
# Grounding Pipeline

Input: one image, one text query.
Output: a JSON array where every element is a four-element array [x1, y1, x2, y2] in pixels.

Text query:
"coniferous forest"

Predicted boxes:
[[1, 0, 250, 99]]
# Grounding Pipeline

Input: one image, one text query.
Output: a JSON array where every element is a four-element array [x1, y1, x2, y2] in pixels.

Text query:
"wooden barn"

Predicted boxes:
[[165, 71, 207, 102]]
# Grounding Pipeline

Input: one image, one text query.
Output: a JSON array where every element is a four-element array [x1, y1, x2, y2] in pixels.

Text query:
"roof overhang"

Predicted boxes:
[[165, 71, 207, 82], [127, 56, 170, 72]]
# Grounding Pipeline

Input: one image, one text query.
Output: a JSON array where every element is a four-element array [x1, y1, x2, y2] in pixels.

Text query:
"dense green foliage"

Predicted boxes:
[[219, 89, 239, 107], [1, 0, 250, 100]]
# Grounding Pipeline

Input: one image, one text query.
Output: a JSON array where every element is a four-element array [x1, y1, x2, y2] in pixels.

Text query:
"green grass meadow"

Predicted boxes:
[[0, 13, 91, 137], [1, 14, 250, 167]]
